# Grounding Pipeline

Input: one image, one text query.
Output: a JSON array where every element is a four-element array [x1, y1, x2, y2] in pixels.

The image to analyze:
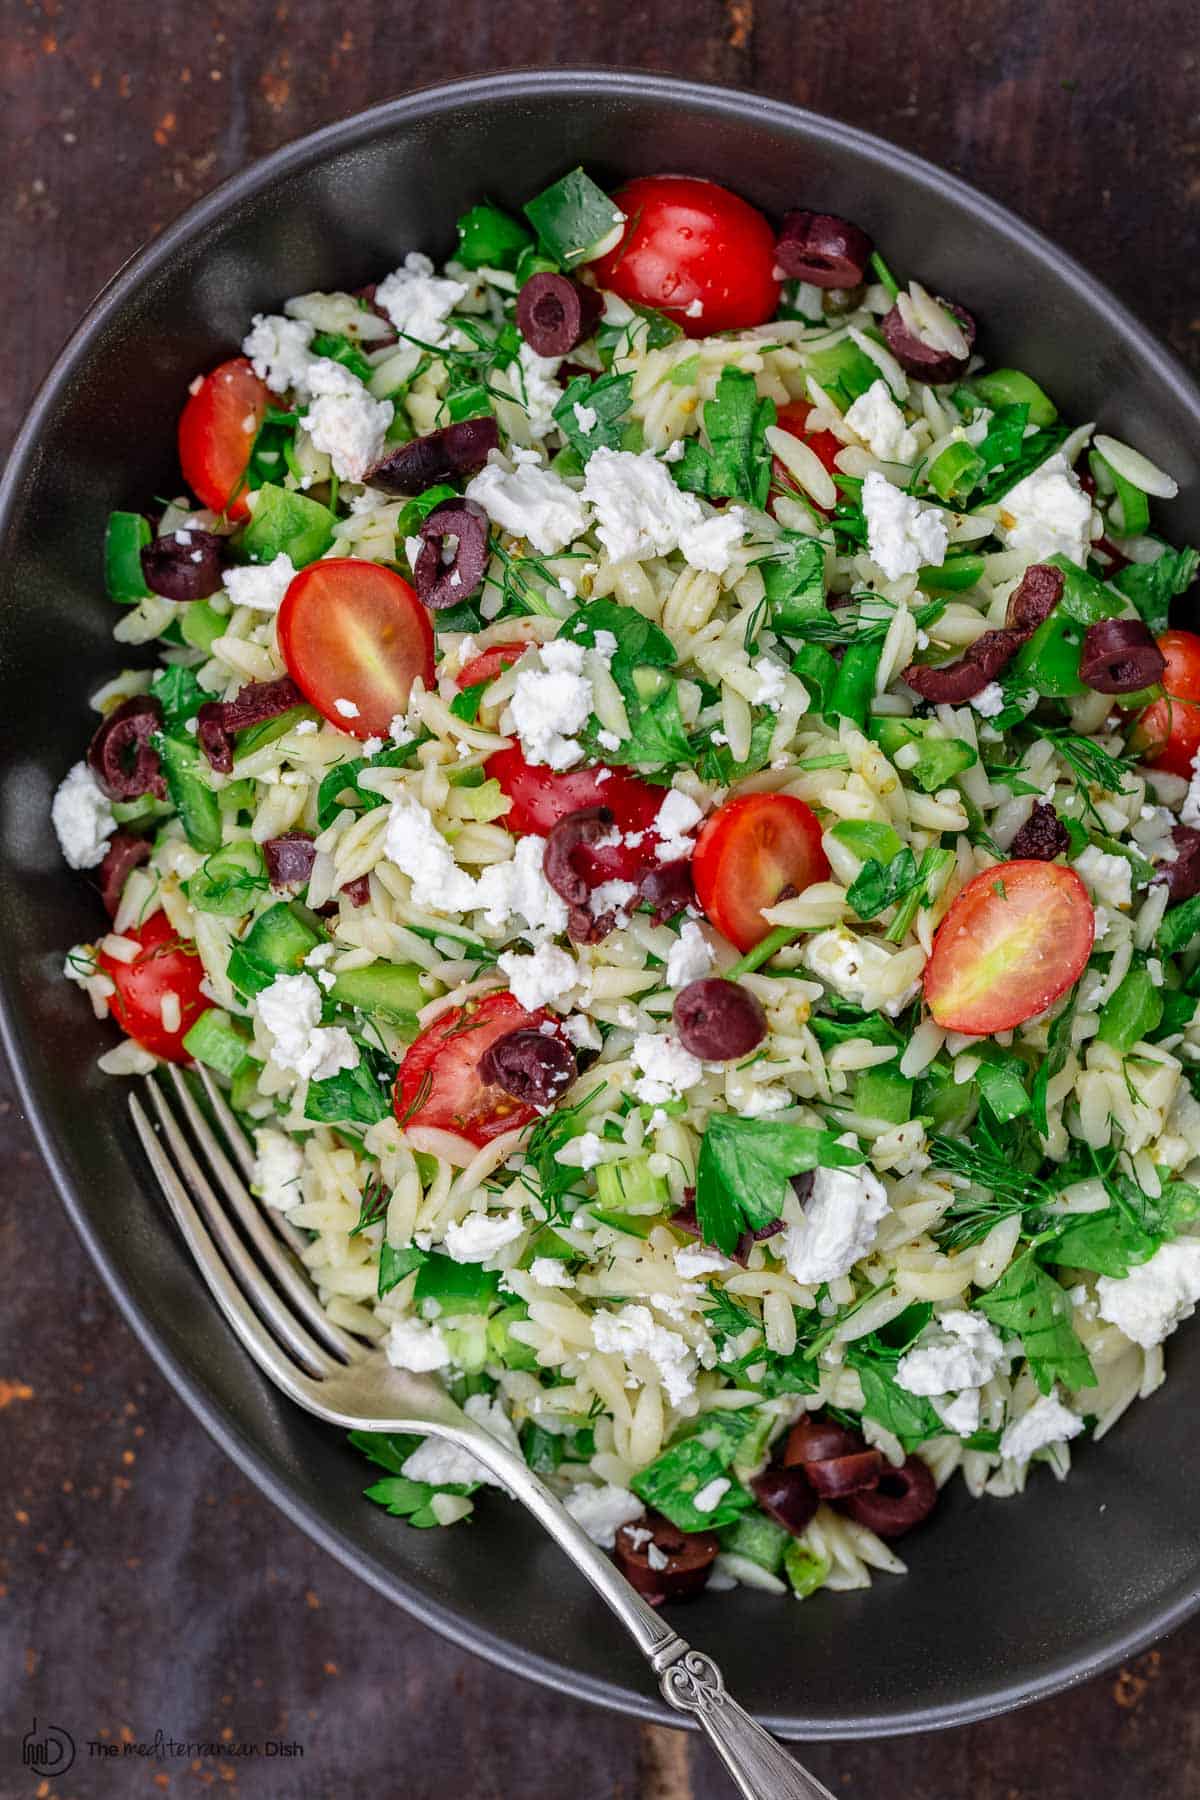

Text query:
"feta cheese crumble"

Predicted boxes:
[[782, 1165, 890, 1285], [301, 359, 394, 482], [383, 795, 480, 912], [802, 926, 919, 1017], [257, 972, 359, 1083], [970, 681, 1005, 719], [654, 788, 704, 861], [52, 761, 115, 870], [476, 834, 569, 939], [386, 1315, 452, 1373], [631, 1034, 704, 1105], [251, 1127, 304, 1212], [1073, 844, 1133, 911], [374, 252, 468, 346], [466, 457, 589, 556], [999, 1391, 1083, 1464], [896, 1310, 1007, 1402], [1096, 1240, 1200, 1347], [844, 379, 921, 464], [582, 447, 745, 574], [562, 1482, 644, 1547], [223, 551, 297, 613], [861, 470, 948, 580], [496, 943, 578, 1011], [591, 1304, 696, 1406], [665, 920, 714, 988], [443, 1209, 525, 1263], [504, 638, 593, 770], [241, 313, 317, 395], [996, 452, 1095, 567]]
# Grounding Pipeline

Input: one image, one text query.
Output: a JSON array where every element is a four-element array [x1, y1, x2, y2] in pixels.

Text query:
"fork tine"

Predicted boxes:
[[192, 1063, 312, 1259], [143, 1079, 344, 1378], [129, 1094, 318, 1412], [167, 1067, 366, 1364]]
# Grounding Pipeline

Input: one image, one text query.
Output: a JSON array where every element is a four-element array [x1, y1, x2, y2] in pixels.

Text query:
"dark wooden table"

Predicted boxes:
[[3, 3, 1199, 1795]]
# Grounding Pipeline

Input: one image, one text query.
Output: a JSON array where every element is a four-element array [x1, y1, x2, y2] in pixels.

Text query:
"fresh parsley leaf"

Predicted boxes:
[[1031, 988, 1078, 1138], [758, 536, 828, 638], [1114, 543, 1199, 636], [846, 847, 922, 920], [691, 713, 776, 785], [612, 684, 691, 770], [378, 1242, 426, 1299], [450, 682, 487, 725], [975, 402, 1030, 472], [976, 1252, 1097, 1395], [630, 1425, 756, 1531], [673, 366, 776, 506], [558, 598, 675, 698], [552, 372, 633, 458], [316, 738, 429, 831], [304, 1053, 396, 1127], [702, 1287, 757, 1346], [845, 1348, 943, 1451], [151, 664, 213, 733], [1159, 892, 1200, 957], [695, 1117, 863, 1256], [310, 330, 374, 385]]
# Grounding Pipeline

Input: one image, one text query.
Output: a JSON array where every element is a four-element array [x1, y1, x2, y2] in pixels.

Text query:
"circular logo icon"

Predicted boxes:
[[22, 1720, 76, 1778]]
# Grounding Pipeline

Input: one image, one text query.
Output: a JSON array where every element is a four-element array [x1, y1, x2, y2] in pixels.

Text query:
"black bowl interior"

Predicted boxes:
[[4, 71, 1200, 1739]]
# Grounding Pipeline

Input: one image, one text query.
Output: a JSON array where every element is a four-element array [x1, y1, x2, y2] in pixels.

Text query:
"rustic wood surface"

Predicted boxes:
[[3, 2, 1199, 1794]]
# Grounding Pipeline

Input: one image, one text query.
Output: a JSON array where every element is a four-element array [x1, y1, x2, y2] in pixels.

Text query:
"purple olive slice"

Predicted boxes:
[[882, 294, 977, 384], [838, 1455, 938, 1538], [479, 1027, 577, 1109], [750, 1467, 819, 1537], [774, 211, 873, 289], [97, 831, 152, 919], [264, 831, 317, 889], [1157, 825, 1200, 904], [1005, 562, 1065, 635], [613, 1511, 719, 1603], [367, 418, 499, 495], [673, 978, 766, 1061], [86, 696, 166, 801], [414, 498, 490, 610], [903, 628, 1023, 704], [141, 526, 225, 601], [1078, 617, 1166, 694], [516, 273, 604, 357]]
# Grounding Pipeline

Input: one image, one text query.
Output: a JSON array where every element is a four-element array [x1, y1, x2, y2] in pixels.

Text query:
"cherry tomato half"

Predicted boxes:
[[98, 910, 208, 1064], [457, 642, 527, 689], [177, 357, 270, 521], [923, 860, 1094, 1036], [277, 558, 435, 740], [591, 175, 780, 338], [774, 401, 843, 478], [485, 746, 664, 885], [1129, 629, 1200, 778], [394, 991, 557, 1147], [692, 793, 830, 953]]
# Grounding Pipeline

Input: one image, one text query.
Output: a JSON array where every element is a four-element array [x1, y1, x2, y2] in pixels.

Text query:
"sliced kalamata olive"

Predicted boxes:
[[414, 499, 490, 610], [838, 1455, 938, 1538], [638, 859, 695, 924], [803, 1450, 883, 1499], [673, 978, 766, 1061], [140, 526, 225, 601], [567, 903, 615, 945], [516, 273, 604, 357], [479, 1027, 577, 1109], [903, 628, 1022, 704], [543, 807, 616, 907], [750, 1467, 819, 1537], [1005, 562, 1065, 636], [263, 831, 316, 889], [614, 1511, 719, 1604], [1157, 825, 1200, 904], [367, 418, 500, 495], [1009, 801, 1070, 862], [774, 211, 873, 289], [784, 1414, 865, 1468], [341, 873, 373, 907], [197, 675, 305, 773], [86, 696, 166, 801], [97, 830, 151, 919], [882, 295, 976, 384], [1078, 617, 1166, 694]]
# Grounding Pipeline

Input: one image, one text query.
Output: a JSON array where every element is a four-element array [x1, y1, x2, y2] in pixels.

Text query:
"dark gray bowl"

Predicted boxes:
[[3, 70, 1199, 1740]]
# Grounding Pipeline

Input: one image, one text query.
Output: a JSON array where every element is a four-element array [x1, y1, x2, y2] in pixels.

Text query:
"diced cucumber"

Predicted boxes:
[[926, 441, 985, 503], [918, 552, 984, 593], [217, 778, 257, 815], [487, 1302, 539, 1371], [831, 819, 903, 864], [594, 1156, 670, 1220], [240, 482, 336, 568], [915, 1058, 975, 1131], [187, 839, 268, 916], [523, 167, 624, 267], [969, 368, 1058, 427], [111, 793, 173, 827], [441, 1321, 490, 1374], [783, 1536, 832, 1598], [413, 1253, 501, 1317], [455, 202, 534, 271], [105, 511, 152, 601], [718, 1510, 790, 1575], [234, 706, 319, 761], [182, 1007, 255, 1077], [180, 598, 226, 653], [329, 962, 424, 1027], [855, 1063, 913, 1125], [157, 734, 222, 853], [229, 1056, 268, 1116], [229, 901, 325, 996]]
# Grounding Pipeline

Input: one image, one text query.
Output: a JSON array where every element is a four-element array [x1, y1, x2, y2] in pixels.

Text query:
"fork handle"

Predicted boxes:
[[653, 1640, 836, 1799], [447, 1427, 837, 1799]]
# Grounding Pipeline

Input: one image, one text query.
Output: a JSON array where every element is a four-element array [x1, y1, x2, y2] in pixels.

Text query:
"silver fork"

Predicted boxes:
[[129, 1067, 837, 1800]]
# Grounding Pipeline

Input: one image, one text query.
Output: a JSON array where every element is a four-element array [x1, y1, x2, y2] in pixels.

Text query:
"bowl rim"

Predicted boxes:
[[5, 66, 1200, 1740]]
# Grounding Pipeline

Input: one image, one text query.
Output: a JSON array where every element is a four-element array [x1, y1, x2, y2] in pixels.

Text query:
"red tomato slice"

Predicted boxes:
[[924, 860, 1094, 1035], [591, 175, 780, 338], [394, 991, 556, 1147], [98, 910, 208, 1064], [1129, 629, 1200, 778], [277, 558, 435, 740], [177, 357, 270, 521], [457, 642, 527, 689], [486, 746, 664, 884], [692, 794, 830, 952]]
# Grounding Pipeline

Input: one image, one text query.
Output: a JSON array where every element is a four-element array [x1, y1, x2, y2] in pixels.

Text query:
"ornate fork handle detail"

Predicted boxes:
[[654, 1640, 838, 1800]]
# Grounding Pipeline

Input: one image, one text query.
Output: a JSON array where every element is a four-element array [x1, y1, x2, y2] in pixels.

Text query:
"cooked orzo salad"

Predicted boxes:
[[55, 169, 1200, 1602]]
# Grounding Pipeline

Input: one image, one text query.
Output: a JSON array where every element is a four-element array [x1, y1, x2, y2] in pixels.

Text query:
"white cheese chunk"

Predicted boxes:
[[591, 1304, 697, 1405], [1096, 1240, 1200, 1347], [223, 550, 297, 613], [52, 761, 115, 870], [466, 458, 589, 556], [631, 1034, 704, 1105], [781, 1165, 890, 1285], [844, 379, 921, 463], [562, 1482, 644, 1547], [999, 1391, 1083, 1463], [251, 1127, 304, 1212], [383, 794, 480, 912], [257, 972, 359, 1083], [862, 469, 948, 579], [442, 1208, 525, 1264]]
